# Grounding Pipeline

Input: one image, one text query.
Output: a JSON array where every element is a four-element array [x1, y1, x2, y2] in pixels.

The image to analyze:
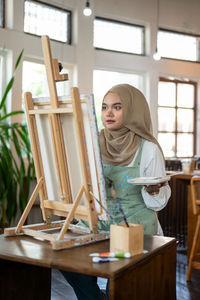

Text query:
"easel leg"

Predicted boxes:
[[57, 186, 85, 240], [15, 177, 44, 234]]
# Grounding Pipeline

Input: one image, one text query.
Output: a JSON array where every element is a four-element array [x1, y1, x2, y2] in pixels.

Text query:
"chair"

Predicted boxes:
[[186, 176, 200, 281]]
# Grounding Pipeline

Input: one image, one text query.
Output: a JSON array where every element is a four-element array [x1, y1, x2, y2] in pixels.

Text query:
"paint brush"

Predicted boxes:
[[110, 186, 129, 228], [89, 191, 116, 223]]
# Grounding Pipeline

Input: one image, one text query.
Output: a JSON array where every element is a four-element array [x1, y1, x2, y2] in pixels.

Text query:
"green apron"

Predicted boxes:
[[98, 140, 157, 235]]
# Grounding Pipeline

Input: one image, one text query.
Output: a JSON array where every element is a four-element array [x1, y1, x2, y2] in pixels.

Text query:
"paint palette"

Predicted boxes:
[[127, 176, 170, 185]]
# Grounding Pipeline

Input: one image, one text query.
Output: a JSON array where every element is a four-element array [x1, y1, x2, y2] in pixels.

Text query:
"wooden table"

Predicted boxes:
[[0, 234, 176, 300]]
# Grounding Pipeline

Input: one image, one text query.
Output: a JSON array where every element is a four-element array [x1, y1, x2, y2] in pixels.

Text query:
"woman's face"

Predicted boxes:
[[101, 92, 123, 130]]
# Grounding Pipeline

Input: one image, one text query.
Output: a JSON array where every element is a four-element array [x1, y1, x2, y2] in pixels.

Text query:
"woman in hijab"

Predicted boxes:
[[61, 84, 171, 300], [99, 83, 170, 235]]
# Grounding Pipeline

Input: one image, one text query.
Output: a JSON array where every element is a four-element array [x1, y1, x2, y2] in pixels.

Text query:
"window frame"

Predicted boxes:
[[0, 0, 5, 28], [158, 28, 200, 63], [158, 77, 197, 158], [0, 49, 8, 100], [94, 16, 145, 56], [23, 0, 72, 44]]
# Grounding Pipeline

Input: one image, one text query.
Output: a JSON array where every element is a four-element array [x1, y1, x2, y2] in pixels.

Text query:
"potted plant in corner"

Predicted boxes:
[[0, 50, 35, 232]]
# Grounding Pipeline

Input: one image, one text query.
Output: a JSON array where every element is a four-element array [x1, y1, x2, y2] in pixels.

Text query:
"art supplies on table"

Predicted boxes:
[[92, 257, 119, 263], [89, 252, 131, 258]]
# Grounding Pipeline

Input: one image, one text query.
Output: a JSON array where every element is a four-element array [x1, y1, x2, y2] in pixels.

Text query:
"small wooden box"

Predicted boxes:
[[110, 223, 144, 256]]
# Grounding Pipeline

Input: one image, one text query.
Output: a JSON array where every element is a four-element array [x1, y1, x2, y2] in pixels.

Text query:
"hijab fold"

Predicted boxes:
[[100, 84, 163, 166]]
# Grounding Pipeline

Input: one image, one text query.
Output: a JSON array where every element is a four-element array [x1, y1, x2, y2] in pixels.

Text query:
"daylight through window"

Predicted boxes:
[[157, 78, 197, 158], [94, 18, 145, 55], [158, 29, 200, 62], [24, 0, 71, 43]]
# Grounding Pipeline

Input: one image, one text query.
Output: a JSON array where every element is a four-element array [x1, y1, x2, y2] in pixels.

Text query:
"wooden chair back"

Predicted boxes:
[[190, 176, 200, 215]]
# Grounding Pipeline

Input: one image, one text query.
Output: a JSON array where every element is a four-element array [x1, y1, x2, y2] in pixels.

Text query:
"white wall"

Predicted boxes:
[[1, 0, 200, 151]]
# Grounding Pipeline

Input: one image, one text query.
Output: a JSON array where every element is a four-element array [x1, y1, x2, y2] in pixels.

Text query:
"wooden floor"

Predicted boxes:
[[51, 252, 200, 300], [176, 252, 200, 300]]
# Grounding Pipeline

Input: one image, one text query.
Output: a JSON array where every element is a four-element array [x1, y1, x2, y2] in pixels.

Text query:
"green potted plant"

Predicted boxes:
[[0, 50, 35, 230]]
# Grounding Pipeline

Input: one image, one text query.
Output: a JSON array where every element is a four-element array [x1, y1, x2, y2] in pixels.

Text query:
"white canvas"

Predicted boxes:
[[30, 93, 108, 221]]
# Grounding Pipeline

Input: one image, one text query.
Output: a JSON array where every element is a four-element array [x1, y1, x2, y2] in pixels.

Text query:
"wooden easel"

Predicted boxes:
[[4, 36, 109, 250]]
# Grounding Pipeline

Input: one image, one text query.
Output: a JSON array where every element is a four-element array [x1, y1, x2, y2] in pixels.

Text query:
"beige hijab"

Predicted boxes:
[[100, 84, 163, 166]]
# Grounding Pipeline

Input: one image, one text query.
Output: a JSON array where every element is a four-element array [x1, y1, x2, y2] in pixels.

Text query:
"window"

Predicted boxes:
[[22, 61, 47, 98], [94, 17, 145, 55], [0, 55, 3, 100], [24, 0, 72, 43], [0, 0, 5, 28], [157, 78, 197, 158], [0, 50, 7, 101], [157, 29, 200, 62], [22, 60, 72, 122], [93, 69, 144, 129], [22, 60, 72, 98]]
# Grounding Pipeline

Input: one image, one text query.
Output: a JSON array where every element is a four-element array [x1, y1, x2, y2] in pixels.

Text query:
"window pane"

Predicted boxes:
[[22, 61, 71, 98], [94, 18, 144, 54], [158, 133, 175, 157], [158, 78, 196, 159], [22, 61, 47, 97], [0, 55, 3, 99], [177, 83, 194, 108], [158, 81, 176, 107], [158, 107, 175, 131], [93, 70, 144, 129], [177, 134, 193, 157], [158, 30, 199, 61], [0, 0, 5, 28], [24, 0, 71, 43], [177, 108, 193, 132]]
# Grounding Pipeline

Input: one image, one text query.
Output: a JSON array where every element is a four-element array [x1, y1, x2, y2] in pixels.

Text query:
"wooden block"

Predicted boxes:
[[110, 223, 144, 256]]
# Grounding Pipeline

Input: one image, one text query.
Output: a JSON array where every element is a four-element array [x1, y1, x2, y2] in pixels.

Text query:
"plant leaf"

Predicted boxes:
[[0, 110, 24, 122], [0, 48, 35, 226], [0, 77, 14, 110], [14, 49, 24, 71]]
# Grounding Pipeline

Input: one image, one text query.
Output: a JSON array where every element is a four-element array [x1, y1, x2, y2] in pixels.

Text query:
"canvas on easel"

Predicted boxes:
[[4, 35, 108, 250]]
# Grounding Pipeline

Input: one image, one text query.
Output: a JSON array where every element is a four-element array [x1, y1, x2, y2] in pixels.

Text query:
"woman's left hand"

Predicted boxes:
[[145, 181, 168, 195]]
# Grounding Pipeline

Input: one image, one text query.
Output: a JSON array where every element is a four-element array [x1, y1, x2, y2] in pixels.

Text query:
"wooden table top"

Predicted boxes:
[[0, 234, 176, 279], [167, 171, 193, 179]]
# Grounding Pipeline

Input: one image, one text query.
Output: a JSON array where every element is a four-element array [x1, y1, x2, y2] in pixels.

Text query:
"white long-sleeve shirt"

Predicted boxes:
[[128, 140, 171, 235]]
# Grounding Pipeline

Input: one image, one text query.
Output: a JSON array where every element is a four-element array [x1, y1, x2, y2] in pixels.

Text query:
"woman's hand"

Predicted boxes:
[[144, 181, 168, 195]]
